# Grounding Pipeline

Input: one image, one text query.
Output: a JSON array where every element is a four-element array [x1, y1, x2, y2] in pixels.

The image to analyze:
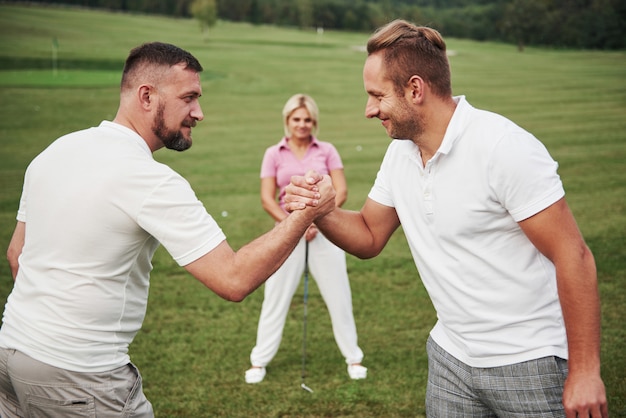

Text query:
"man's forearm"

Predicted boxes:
[[315, 209, 380, 259], [555, 245, 602, 375]]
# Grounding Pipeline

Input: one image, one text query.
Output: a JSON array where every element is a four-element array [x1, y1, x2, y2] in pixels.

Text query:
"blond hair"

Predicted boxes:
[[282, 94, 319, 137]]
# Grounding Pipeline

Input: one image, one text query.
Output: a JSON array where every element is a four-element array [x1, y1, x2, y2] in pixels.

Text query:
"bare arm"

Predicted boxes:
[[329, 168, 347, 208], [260, 177, 287, 222], [285, 171, 400, 259], [519, 198, 608, 418], [184, 175, 336, 302], [7, 221, 25, 281], [314, 197, 400, 259], [261, 167, 348, 239], [261, 175, 318, 242]]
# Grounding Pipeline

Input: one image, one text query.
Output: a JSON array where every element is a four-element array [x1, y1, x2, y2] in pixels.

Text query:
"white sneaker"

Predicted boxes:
[[347, 364, 367, 380], [245, 367, 266, 384]]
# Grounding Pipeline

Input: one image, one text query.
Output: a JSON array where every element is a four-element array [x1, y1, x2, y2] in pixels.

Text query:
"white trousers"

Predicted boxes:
[[249, 233, 363, 367]]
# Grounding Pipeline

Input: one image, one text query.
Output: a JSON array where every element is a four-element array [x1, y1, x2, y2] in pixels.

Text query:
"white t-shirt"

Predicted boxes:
[[368, 97, 568, 367], [0, 121, 226, 372]]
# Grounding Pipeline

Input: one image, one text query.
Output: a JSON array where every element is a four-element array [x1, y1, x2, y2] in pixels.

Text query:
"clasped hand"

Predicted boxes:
[[284, 170, 335, 218]]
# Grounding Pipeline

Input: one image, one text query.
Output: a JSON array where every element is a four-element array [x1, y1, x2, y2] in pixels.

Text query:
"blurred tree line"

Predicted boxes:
[[17, 0, 626, 49]]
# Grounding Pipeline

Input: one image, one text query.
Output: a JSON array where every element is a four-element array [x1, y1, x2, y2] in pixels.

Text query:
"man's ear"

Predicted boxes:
[[407, 75, 425, 103], [138, 84, 154, 110]]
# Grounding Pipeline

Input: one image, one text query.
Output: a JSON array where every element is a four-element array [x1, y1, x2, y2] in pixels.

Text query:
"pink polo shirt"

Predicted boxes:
[[261, 136, 343, 210]]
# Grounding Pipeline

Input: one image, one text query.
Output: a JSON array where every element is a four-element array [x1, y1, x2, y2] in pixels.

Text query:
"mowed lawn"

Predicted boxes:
[[0, 4, 624, 417]]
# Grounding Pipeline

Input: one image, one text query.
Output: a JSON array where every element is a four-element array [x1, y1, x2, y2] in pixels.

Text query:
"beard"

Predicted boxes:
[[152, 103, 193, 152], [387, 96, 425, 141]]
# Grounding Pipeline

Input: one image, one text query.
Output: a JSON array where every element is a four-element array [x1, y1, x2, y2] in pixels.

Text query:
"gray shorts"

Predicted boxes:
[[0, 348, 153, 417], [426, 336, 568, 418]]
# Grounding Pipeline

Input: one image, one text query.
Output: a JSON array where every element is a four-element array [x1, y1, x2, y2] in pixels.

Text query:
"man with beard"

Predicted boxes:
[[285, 20, 608, 417], [0, 42, 336, 417]]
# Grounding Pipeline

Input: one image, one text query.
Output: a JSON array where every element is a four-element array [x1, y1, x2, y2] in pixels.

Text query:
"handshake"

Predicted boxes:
[[285, 170, 336, 219]]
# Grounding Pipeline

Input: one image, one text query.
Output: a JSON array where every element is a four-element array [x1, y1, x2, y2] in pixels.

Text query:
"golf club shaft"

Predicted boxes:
[[301, 241, 311, 390]]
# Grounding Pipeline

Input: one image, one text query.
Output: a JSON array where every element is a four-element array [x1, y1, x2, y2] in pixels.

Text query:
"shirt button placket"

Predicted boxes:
[[424, 163, 434, 215]]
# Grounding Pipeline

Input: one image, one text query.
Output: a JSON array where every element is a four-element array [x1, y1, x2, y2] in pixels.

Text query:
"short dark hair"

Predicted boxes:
[[121, 42, 203, 89]]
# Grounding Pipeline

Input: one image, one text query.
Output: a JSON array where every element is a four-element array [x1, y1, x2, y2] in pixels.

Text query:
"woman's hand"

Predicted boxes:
[[305, 224, 318, 242]]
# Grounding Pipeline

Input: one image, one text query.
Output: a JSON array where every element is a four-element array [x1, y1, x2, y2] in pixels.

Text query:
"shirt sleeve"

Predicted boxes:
[[260, 146, 278, 179], [16, 165, 30, 222], [325, 143, 344, 171], [489, 130, 564, 222], [137, 173, 226, 266], [368, 142, 396, 208]]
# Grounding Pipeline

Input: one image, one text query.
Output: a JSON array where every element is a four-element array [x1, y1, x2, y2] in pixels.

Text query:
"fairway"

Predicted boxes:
[[0, 4, 624, 417], [0, 69, 120, 87]]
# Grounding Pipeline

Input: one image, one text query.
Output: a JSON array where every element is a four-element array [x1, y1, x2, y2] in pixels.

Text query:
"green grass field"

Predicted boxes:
[[0, 4, 624, 417]]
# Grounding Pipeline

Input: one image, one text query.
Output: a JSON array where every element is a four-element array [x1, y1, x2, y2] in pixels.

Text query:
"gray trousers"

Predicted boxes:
[[0, 348, 153, 418], [426, 336, 568, 417]]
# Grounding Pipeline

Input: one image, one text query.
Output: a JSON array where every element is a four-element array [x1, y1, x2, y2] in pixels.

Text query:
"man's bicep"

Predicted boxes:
[[518, 198, 585, 262], [183, 240, 233, 290]]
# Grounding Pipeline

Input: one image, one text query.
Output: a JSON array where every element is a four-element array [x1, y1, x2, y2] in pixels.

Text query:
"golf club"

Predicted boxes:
[[301, 241, 313, 393]]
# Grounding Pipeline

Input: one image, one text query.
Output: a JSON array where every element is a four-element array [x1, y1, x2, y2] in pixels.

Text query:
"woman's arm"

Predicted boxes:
[[260, 176, 287, 223], [329, 168, 347, 208]]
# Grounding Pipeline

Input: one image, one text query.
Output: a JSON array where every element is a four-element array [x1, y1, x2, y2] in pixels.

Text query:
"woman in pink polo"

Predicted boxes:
[[245, 94, 366, 384]]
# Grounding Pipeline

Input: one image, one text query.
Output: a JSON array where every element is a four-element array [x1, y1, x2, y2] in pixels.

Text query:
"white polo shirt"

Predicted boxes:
[[369, 96, 567, 367], [0, 121, 225, 372]]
